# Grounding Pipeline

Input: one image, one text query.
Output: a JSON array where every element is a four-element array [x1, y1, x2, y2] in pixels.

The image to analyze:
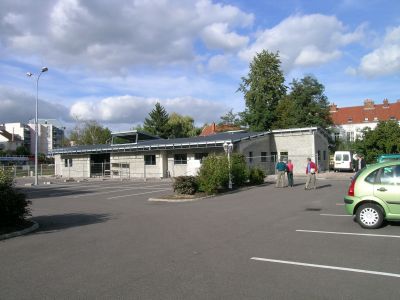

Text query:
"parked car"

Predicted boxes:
[[344, 161, 400, 229], [334, 151, 354, 172], [377, 154, 400, 163]]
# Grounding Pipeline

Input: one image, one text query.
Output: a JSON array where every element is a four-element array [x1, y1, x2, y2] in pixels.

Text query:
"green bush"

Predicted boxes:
[[230, 153, 249, 187], [173, 176, 198, 195], [249, 167, 266, 185], [0, 168, 31, 227], [197, 154, 229, 194]]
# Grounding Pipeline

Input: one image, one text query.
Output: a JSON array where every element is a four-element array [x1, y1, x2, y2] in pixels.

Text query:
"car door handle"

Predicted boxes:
[[377, 187, 387, 192]]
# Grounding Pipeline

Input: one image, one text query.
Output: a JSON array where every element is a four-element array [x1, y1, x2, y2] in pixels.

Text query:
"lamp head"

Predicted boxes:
[[26, 72, 33, 77], [41, 67, 48, 72]]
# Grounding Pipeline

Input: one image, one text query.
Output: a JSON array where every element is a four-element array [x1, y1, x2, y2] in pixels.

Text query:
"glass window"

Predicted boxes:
[[323, 151, 326, 161], [271, 152, 277, 163], [365, 169, 378, 184], [174, 154, 187, 165], [194, 153, 208, 162], [335, 154, 342, 161], [261, 152, 267, 162], [144, 155, 156, 165], [343, 154, 350, 161], [64, 158, 72, 167], [377, 166, 396, 185], [248, 151, 253, 163], [317, 150, 321, 162]]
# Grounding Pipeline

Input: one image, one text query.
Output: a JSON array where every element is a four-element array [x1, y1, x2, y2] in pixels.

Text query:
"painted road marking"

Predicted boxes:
[[108, 189, 171, 199], [250, 257, 400, 278], [296, 229, 400, 239], [320, 214, 352, 217], [336, 203, 345, 206], [71, 184, 171, 198]]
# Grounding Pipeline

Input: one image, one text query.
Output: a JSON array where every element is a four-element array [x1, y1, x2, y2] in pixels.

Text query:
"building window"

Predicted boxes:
[[334, 132, 340, 141], [317, 150, 321, 162], [323, 150, 326, 161], [364, 117, 368, 122], [346, 132, 354, 142], [374, 117, 378, 121], [347, 117, 353, 123], [64, 158, 72, 167], [194, 153, 208, 162], [248, 151, 253, 163], [174, 154, 187, 165], [280, 151, 288, 161], [390, 116, 396, 121], [261, 152, 267, 162], [144, 155, 156, 165], [271, 152, 277, 162]]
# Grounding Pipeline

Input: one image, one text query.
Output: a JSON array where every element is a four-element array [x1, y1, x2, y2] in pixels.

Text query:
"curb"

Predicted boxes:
[[0, 220, 39, 241], [148, 195, 214, 202]]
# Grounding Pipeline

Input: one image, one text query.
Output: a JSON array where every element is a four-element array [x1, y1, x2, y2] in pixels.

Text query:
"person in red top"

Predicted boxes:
[[286, 159, 294, 187], [305, 157, 317, 190]]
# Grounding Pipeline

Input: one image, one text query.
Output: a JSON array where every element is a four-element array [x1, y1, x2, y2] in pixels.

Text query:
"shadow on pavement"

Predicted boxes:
[[19, 187, 95, 199], [316, 184, 332, 189], [32, 213, 111, 234]]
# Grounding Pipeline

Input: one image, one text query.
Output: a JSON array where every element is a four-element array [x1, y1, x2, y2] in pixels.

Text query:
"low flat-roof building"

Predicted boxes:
[[51, 127, 330, 179]]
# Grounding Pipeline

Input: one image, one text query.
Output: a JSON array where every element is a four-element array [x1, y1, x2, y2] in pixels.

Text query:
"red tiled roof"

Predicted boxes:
[[330, 99, 400, 125], [200, 122, 241, 136]]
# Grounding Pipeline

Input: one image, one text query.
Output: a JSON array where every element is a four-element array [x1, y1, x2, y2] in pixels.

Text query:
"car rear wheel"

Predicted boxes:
[[356, 203, 384, 229]]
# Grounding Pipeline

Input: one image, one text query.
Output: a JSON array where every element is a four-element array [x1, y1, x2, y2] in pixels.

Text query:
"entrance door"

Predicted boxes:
[[90, 153, 110, 177]]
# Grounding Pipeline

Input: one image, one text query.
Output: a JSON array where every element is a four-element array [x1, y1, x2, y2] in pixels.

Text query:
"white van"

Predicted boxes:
[[334, 151, 354, 172]]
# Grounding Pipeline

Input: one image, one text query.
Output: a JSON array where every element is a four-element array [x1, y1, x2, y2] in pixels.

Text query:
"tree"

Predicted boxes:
[[275, 75, 332, 129], [238, 50, 286, 131], [166, 113, 198, 138], [69, 120, 111, 145], [218, 109, 242, 126], [143, 103, 169, 138], [354, 121, 400, 163], [15, 145, 30, 156]]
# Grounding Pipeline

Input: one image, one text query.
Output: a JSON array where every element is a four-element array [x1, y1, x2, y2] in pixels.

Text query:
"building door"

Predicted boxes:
[[90, 153, 110, 177]]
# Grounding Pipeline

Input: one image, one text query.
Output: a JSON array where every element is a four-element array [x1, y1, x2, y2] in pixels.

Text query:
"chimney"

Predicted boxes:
[[383, 98, 390, 108], [329, 103, 338, 113], [363, 99, 375, 110], [212, 122, 216, 133]]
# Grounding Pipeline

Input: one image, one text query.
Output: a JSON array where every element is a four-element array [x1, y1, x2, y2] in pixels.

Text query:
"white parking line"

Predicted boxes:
[[108, 189, 171, 199], [296, 229, 400, 239], [319, 214, 352, 217], [336, 203, 345, 206], [71, 184, 171, 198], [250, 257, 400, 278]]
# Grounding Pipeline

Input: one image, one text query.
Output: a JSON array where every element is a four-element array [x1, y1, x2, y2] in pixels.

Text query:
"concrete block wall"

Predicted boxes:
[[56, 154, 90, 178]]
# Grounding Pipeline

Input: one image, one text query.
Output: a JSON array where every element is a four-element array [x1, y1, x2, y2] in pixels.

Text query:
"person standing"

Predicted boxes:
[[286, 159, 294, 187], [359, 155, 366, 170], [276, 159, 287, 188], [305, 157, 317, 190]]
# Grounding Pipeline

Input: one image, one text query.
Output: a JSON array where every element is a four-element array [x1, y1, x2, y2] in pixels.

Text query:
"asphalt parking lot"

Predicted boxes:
[[1, 177, 400, 299]]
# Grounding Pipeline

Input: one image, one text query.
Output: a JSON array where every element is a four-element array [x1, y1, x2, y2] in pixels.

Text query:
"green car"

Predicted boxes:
[[345, 161, 400, 229]]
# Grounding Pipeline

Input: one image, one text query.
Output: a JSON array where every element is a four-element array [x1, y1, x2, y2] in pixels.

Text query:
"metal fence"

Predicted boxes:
[[1, 164, 55, 178]]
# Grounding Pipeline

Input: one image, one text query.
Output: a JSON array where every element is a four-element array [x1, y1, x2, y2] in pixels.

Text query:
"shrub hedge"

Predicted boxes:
[[230, 153, 249, 187], [197, 154, 229, 194], [249, 167, 266, 185], [173, 176, 198, 195], [0, 169, 31, 227]]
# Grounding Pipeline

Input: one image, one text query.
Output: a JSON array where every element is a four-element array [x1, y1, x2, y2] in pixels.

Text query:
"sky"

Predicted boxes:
[[0, 0, 399, 132]]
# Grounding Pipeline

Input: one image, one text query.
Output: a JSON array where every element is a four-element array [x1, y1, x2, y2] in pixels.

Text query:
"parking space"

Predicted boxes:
[[1, 177, 400, 299]]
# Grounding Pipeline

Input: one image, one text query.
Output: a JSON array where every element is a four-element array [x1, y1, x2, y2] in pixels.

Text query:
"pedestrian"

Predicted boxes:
[[305, 157, 317, 190], [275, 158, 287, 188], [359, 155, 366, 170], [354, 155, 359, 172], [286, 159, 294, 187]]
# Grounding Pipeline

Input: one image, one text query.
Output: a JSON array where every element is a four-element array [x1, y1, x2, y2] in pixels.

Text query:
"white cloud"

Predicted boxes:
[[0, 0, 253, 72], [201, 23, 249, 51], [354, 26, 400, 76], [239, 14, 364, 71], [69, 95, 227, 124], [0, 86, 70, 123]]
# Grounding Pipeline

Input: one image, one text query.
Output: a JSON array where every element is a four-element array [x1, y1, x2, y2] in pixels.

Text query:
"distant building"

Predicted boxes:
[[1, 122, 31, 150], [200, 122, 242, 136], [29, 119, 65, 153], [330, 99, 400, 141], [0, 124, 23, 152]]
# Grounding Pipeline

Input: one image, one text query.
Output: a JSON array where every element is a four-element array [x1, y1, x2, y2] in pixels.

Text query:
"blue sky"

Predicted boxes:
[[0, 0, 399, 131]]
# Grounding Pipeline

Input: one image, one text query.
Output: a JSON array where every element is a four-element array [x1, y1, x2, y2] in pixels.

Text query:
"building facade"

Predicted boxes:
[[330, 99, 400, 141], [51, 127, 330, 178]]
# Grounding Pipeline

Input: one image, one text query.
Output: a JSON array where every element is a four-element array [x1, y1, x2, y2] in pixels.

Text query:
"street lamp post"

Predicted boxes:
[[27, 67, 48, 186], [223, 141, 233, 189]]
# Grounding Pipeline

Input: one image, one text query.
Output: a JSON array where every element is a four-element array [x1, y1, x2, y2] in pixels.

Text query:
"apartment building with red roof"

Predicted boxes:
[[199, 122, 242, 136], [330, 98, 400, 141]]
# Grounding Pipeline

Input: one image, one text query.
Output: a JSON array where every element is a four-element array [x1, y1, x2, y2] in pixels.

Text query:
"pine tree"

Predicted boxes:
[[143, 103, 169, 138]]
